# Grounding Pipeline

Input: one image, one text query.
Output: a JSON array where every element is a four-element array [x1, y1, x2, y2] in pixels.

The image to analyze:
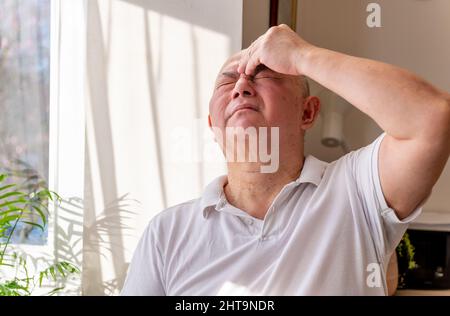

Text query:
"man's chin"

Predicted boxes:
[[226, 118, 266, 130], [227, 123, 260, 130]]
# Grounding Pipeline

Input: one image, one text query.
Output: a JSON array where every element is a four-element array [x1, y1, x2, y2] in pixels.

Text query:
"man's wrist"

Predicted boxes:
[[295, 44, 318, 76]]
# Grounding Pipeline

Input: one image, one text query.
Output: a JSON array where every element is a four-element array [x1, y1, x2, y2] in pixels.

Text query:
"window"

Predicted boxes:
[[0, 0, 51, 245]]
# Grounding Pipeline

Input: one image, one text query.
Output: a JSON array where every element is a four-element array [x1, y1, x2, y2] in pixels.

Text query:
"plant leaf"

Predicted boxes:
[[0, 191, 25, 200], [30, 205, 47, 226], [0, 199, 26, 209], [20, 221, 45, 232], [47, 287, 65, 296], [0, 184, 15, 192]]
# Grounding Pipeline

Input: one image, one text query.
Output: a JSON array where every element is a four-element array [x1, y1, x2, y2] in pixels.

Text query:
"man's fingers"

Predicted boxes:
[[245, 54, 261, 76], [238, 45, 253, 74], [238, 38, 261, 74], [237, 49, 249, 74], [242, 42, 263, 75]]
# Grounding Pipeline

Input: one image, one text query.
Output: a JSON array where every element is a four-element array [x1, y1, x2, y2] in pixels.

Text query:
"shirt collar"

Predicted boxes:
[[295, 155, 328, 187], [199, 175, 228, 219], [200, 155, 328, 219]]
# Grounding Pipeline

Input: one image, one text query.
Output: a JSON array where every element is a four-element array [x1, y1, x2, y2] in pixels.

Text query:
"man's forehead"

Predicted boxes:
[[219, 51, 243, 73]]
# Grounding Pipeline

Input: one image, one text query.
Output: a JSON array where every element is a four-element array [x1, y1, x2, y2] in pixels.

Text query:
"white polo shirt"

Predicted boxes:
[[121, 133, 422, 296]]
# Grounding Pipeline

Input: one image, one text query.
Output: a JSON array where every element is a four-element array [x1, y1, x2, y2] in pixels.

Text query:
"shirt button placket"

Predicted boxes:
[[260, 208, 273, 241], [260, 227, 267, 241]]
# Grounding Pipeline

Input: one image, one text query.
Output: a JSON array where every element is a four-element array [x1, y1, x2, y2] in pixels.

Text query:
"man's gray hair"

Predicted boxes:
[[300, 75, 310, 99]]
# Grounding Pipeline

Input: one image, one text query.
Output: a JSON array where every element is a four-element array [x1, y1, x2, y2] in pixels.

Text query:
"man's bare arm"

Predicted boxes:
[[239, 25, 450, 219]]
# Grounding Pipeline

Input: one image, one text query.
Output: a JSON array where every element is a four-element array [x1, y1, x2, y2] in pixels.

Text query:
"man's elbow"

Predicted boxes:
[[445, 93, 450, 125], [424, 93, 450, 144], [439, 94, 450, 139], [442, 92, 450, 116], [445, 96, 450, 152]]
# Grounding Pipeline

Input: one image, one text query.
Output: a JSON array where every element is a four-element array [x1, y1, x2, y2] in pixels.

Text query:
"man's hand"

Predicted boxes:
[[238, 24, 313, 76]]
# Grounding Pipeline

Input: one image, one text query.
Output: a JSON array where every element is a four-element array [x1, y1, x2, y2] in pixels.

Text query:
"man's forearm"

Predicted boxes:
[[298, 46, 450, 141]]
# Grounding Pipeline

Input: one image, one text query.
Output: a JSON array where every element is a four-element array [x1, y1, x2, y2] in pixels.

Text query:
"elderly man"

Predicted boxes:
[[121, 25, 450, 295]]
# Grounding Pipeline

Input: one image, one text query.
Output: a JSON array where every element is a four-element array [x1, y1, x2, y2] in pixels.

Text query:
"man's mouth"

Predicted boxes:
[[230, 104, 259, 118]]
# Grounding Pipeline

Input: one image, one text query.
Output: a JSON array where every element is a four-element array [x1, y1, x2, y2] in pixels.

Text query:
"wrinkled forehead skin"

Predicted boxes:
[[214, 51, 243, 84], [221, 51, 243, 72]]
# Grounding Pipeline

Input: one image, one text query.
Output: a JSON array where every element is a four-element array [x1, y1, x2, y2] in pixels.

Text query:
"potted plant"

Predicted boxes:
[[386, 232, 418, 295], [0, 172, 80, 295], [396, 232, 417, 289]]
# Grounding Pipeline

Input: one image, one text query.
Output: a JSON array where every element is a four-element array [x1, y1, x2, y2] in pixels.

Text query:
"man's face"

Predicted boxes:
[[208, 52, 307, 144]]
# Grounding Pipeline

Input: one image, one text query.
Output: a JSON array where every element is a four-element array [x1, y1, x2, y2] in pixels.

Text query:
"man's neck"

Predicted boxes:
[[224, 154, 305, 220]]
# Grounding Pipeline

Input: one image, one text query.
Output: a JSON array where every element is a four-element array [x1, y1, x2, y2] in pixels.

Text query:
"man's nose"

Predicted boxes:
[[232, 75, 256, 99]]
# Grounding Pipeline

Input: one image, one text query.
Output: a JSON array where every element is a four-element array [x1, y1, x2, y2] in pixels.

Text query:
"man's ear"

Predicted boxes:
[[301, 96, 320, 130]]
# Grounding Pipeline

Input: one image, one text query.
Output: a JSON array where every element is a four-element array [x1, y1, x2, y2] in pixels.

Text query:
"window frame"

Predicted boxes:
[[5, 0, 87, 295]]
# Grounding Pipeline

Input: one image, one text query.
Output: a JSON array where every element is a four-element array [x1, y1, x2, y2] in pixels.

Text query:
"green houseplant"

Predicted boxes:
[[0, 173, 80, 296], [396, 232, 417, 289]]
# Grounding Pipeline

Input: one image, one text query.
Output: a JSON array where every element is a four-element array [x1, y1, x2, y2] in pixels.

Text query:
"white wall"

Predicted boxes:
[[297, 0, 450, 214], [84, 0, 243, 295]]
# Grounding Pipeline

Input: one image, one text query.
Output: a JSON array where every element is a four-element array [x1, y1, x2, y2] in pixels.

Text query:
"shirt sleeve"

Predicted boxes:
[[120, 220, 165, 296], [347, 133, 424, 261]]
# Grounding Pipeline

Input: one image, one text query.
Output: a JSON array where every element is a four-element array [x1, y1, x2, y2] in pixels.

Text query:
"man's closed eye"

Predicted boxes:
[[216, 81, 236, 89], [254, 76, 279, 80], [253, 72, 281, 80]]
